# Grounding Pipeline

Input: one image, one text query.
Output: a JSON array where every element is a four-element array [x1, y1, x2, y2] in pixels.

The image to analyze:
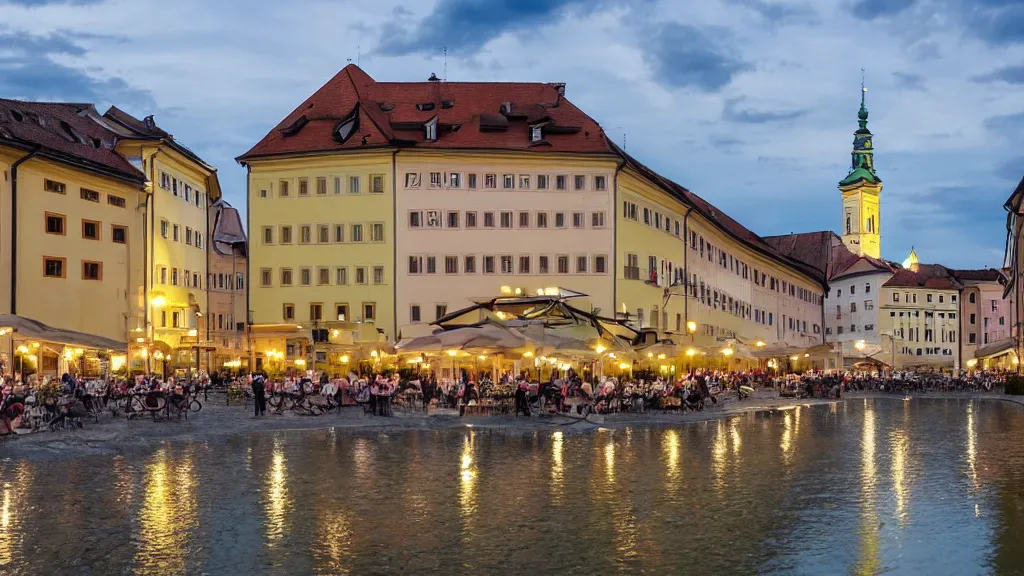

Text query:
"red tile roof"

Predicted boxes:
[[951, 268, 1004, 282], [762, 231, 894, 282], [238, 64, 613, 160], [103, 106, 216, 172], [0, 98, 144, 182], [883, 264, 961, 289]]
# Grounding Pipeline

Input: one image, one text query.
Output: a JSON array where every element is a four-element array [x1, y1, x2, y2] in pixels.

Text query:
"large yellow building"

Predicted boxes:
[[103, 108, 221, 371], [839, 87, 882, 260], [239, 65, 826, 372], [0, 99, 148, 374]]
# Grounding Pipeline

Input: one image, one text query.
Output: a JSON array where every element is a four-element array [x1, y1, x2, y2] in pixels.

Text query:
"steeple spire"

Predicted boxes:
[[840, 71, 880, 187]]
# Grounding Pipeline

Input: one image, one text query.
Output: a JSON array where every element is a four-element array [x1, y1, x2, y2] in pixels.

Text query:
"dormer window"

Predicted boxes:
[[531, 125, 543, 142], [333, 107, 359, 144], [425, 117, 438, 141]]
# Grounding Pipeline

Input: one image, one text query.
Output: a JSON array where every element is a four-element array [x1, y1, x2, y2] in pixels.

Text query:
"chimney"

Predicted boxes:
[[143, 115, 156, 131], [427, 73, 440, 82]]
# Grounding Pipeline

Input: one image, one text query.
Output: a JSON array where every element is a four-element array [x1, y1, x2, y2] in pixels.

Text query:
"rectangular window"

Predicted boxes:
[[373, 266, 385, 284], [261, 226, 273, 244], [426, 257, 436, 274], [500, 211, 513, 228], [160, 267, 167, 284], [594, 255, 607, 274], [574, 175, 585, 190], [449, 173, 462, 188], [75, 262, 99, 282], [300, 267, 311, 286], [557, 255, 569, 274], [351, 224, 363, 242], [45, 212, 65, 235], [410, 305, 421, 323], [112, 225, 127, 244], [485, 174, 497, 188], [349, 176, 360, 194], [160, 220, 168, 238], [518, 211, 530, 228], [371, 174, 385, 193], [466, 212, 478, 228], [539, 255, 549, 274], [185, 227, 193, 245], [468, 174, 478, 189], [555, 213, 566, 228], [537, 212, 548, 228], [556, 175, 567, 190], [537, 175, 548, 189], [336, 267, 348, 285], [43, 257, 65, 278], [333, 224, 344, 243], [283, 304, 295, 321], [592, 212, 605, 228], [173, 224, 180, 242], [371, 223, 385, 242], [260, 268, 272, 286], [318, 224, 330, 243], [281, 269, 292, 286], [80, 188, 100, 202], [44, 179, 66, 194], [447, 211, 460, 228], [409, 211, 422, 228], [595, 175, 606, 191], [409, 256, 422, 274], [464, 255, 476, 274], [435, 304, 447, 320], [363, 303, 376, 321], [484, 212, 495, 228], [445, 256, 458, 274], [519, 255, 531, 274], [519, 175, 530, 189], [356, 267, 366, 284], [500, 255, 514, 274], [298, 178, 308, 196], [576, 255, 588, 273], [405, 173, 421, 188], [484, 256, 495, 274], [572, 212, 584, 228], [317, 267, 331, 285], [82, 219, 100, 240], [503, 174, 514, 189], [429, 172, 442, 187]]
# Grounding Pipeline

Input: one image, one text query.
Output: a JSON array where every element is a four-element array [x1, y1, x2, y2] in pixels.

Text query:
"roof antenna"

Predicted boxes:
[[861, 67, 867, 105], [357, 45, 361, 67], [443, 46, 447, 82]]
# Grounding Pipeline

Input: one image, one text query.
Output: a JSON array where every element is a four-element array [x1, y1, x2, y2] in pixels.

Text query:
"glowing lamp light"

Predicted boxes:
[[370, 350, 379, 358], [595, 345, 607, 354], [647, 352, 654, 358], [686, 349, 696, 357], [154, 351, 164, 360], [296, 325, 303, 330], [536, 288, 545, 296], [140, 348, 148, 358], [31, 342, 39, 348], [544, 287, 559, 296], [514, 287, 522, 295], [16, 345, 28, 354], [331, 329, 340, 337], [608, 352, 617, 359], [755, 341, 766, 347], [111, 355, 126, 371], [657, 353, 666, 360], [523, 351, 534, 358], [855, 340, 866, 351], [618, 362, 630, 370], [149, 295, 167, 308], [294, 358, 307, 367], [340, 355, 350, 363], [500, 285, 512, 295], [804, 353, 810, 358], [966, 359, 978, 368], [722, 348, 734, 356], [790, 355, 800, 361], [446, 349, 458, 357], [187, 329, 198, 337], [686, 321, 697, 333], [136, 337, 145, 343], [74, 348, 83, 355], [63, 349, 73, 360]]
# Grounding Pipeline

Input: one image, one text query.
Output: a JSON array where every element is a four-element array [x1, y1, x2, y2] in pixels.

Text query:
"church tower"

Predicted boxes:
[[839, 81, 882, 260]]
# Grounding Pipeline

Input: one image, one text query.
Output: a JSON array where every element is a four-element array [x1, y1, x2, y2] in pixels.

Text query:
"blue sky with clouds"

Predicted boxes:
[[2, 0, 1022, 268]]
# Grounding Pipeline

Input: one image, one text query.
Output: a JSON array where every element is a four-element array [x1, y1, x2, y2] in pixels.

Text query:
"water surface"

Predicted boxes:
[[1, 398, 1023, 575]]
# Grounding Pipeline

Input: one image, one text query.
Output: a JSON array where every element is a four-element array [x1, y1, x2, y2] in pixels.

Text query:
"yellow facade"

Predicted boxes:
[[246, 151, 395, 361], [115, 141, 218, 359], [840, 181, 882, 260], [617, 167, 825, 356], [879, 285, 960, 369], [0, 147, 146, 342]]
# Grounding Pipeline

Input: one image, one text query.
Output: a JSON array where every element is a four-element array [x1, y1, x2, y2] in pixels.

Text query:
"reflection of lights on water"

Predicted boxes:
[[730, 419, 742, 455], [459, 433, 476, 516], [0, 462, 31, 566], [552, 431, 564, 504], [604, 438, 616, 483], [780, 413, 793, 464], [711, 421, 728, 494], [966, 402, 980, 518], [663, 430, 680, 487], [135, 448, 198, 575], [853, 403, 880, 576], [266, 440, 289, 547], [891, 429, 909, 526]]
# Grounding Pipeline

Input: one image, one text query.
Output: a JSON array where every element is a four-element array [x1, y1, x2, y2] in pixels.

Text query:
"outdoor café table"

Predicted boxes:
[[375, 394, 393, 417]]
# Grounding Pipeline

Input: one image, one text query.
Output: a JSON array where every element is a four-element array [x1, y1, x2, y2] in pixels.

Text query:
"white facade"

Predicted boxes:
[[825, 267, 892, 356]]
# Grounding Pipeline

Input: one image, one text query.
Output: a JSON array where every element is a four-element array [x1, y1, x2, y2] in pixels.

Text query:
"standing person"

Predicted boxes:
[[251, 376, 267, 417]]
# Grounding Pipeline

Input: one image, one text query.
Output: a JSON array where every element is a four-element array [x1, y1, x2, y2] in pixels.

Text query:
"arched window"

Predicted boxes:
[[846, 216, 851, 234]]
